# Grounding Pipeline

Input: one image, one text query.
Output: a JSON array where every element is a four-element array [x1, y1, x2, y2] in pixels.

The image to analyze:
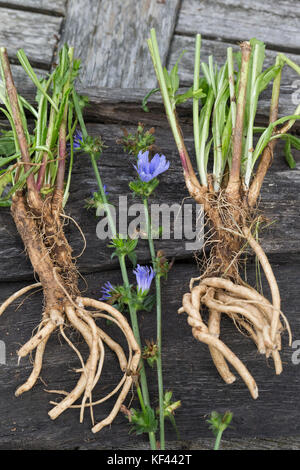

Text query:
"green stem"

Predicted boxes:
[[214, 430, 223, 450], [63, 106, 74, 207], [143, 197, 165, 450], [193, 34, 207, 186], [279, 53, 300, 75], [147, 29, 195, 178], [119, 255, 156, 449], [244, 44, 264, 187], [136, 385, 147, 415], [227, 47, 236, 135], [73, 91, 156, 448], [90, 153, 117, 237]]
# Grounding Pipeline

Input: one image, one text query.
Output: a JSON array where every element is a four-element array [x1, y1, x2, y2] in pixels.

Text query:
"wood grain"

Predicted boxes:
[[0, 121, 298, 281], [0, 7, 63, 65], [177, 0, 300, 53], [0, 259, 299, 448], [0, 1, 66, 15], [7, 64, 46, 93], [59, 0, 181, 87]]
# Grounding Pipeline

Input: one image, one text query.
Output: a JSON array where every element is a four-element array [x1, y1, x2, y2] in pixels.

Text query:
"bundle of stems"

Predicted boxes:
[[148, 29, 299, 397], [72, 104, 159, 448], [0, 46, 141, 432]]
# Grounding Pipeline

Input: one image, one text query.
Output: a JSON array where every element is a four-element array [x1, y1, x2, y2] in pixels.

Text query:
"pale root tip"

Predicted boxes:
[[48, 410, 56, 420], [226, 376, 236, 385], [253, 386, 259, 400], [91, 424, 102, 434]]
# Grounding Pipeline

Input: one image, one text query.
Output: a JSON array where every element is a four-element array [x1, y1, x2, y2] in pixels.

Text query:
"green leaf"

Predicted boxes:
[[284, 139, 296, 168], [4, 165, 37, 199], [257, 64, 281, 94], [170, 50, 185, 94], [17, 49, 58, 112], [128, 250, 137, 267], [252, 114, 300, 168], [0, 154, 19, 167], [0, 169, 12, 196], [129, 406, 158, 435], [175, 87, 205, 105], [0, 199, 11, 207], [141, 87, 160, 112], [0, 130, 16, 157]]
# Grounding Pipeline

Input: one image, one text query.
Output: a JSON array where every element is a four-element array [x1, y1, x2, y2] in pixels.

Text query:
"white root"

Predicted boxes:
[[181, 291, 258, 398], [180, 247, 289, 398], [15, 334, 49, 396], [0, 283, 42, 317], [208, 309, 236, 384]]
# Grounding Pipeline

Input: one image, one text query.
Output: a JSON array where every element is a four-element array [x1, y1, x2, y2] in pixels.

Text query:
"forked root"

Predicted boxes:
[[2, 283, 140, 433], [0, 283, 41, 317], [179, 227, 290, 398]]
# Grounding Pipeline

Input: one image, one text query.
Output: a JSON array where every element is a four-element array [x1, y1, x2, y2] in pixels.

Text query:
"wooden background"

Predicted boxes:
[[0, 0, 299, 450]]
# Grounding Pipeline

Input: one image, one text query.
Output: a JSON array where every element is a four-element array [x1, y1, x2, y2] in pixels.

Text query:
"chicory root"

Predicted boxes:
[[148, 30, 298, 397], [0, 47, 140, 433]]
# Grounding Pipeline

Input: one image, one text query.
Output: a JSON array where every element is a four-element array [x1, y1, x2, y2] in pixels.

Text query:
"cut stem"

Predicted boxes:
[[248, 55, 282, 207], [226, 41, 251, 199], [147, 29, 201, 191], [143, 197, 165, 450], [0, 48, 40, 207], [193, 34, 207, 187]]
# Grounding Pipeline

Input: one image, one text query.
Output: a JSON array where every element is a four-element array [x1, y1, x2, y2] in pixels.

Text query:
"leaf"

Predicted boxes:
[[0, 154, 19, 167], [175, 87, 205, 105], [141, 87, 160, 112], [128, 251, 137, 267], [0, 199, 11, 207], [163, 67, 172, 92], [0, 130, 16, 157], [257, 64, 281, 94], [252, 114, 300, 168], [17, 49, 58, 112], [169, 50, 185, 94], [284, 139, 296, 168], [0, 169, 12, 196], [129, 406, 158, 435], [4, 165, 37, 200]]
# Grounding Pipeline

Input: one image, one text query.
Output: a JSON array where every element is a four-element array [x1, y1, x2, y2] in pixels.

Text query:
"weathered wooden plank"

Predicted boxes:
[[9, 85, 300, 129], [168, 35, 300, 119], [0, 122, 299, 281], [177, 0, 300, 53], [0, 259, 299, 448], [6, 64, 46, 94], [0, 7, 63, 65], [75, 85, 300, 129], [0, 1, 66, 15], [59, 0, 181, 87]]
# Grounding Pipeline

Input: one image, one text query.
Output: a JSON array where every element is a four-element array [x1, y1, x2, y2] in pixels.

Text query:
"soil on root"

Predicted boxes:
[[180, 188, 291, 398], [1, 191, 140, 432]]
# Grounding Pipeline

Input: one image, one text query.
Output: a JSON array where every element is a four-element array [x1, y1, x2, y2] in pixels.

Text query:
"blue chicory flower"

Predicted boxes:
[[99, 281, 115, 301], [134, 150, 170, 182], [133, 264, 155, 293], [73, 129, 84, 149]]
